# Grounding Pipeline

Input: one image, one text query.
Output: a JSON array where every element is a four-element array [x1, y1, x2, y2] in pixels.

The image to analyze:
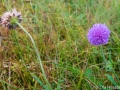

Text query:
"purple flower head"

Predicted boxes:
[[87, 23, 110, 46]]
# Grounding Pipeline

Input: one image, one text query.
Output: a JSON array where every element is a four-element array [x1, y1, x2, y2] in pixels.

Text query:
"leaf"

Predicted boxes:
[[76, 14, 85, 20], [106, 61, 113, 72], [105, 74, 118, 86], [84, 68, 100, 85], [84, 68, 93, 80], [67, 67, 81, 75], [32, 74, 48, 90], [0, 80, 19, 89]]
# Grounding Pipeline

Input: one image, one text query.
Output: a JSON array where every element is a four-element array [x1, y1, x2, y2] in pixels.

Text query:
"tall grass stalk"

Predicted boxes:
[[16, 22, 52, 90]]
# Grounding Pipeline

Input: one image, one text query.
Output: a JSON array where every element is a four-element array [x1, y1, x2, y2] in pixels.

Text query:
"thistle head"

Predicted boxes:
[[87, 23, 111, 46], [0, 9, 22, 29]]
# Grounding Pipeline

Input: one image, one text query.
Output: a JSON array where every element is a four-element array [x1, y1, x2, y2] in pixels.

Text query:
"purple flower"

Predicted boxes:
[[87, 23, 110, 46]]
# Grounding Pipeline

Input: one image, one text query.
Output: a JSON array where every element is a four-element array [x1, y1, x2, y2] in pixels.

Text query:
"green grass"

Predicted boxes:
[[0, 0, 120, 90]]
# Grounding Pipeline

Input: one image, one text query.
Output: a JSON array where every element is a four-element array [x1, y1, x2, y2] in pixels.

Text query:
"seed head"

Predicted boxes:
[[0, 9, 22, 29]]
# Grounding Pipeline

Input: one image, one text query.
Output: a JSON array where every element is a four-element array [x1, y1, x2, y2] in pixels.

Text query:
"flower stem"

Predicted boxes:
[[16, 22, 52, 90]]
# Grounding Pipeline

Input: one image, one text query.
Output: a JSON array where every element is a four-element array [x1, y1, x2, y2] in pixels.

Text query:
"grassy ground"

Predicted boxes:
[[0, 0, 120, 90]]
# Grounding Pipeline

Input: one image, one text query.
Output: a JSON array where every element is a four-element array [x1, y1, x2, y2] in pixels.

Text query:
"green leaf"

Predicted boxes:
[[105, 74, 118, 86], [32, 74, 48, 90], [67, 67, 81, 75], [84, 68, 93, 80], [106, 61, 113, 72]]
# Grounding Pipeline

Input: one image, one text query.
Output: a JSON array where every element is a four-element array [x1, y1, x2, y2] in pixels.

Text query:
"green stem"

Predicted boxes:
[[16, 22, 52, 90], [77, 69, 83, 90]]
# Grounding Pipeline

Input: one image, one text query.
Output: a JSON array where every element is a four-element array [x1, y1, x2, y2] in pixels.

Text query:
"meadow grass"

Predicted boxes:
[[0, 0, 120, 90]]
